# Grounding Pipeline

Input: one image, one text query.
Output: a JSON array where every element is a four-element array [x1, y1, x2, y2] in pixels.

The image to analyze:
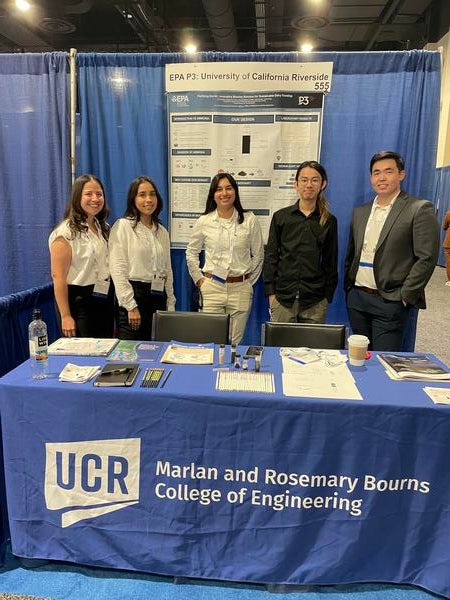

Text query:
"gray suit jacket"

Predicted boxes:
[[344, 192, 440, 309]]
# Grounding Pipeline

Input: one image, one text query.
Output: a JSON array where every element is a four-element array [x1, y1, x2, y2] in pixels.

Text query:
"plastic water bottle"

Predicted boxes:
[[28, 308, 48, 379]]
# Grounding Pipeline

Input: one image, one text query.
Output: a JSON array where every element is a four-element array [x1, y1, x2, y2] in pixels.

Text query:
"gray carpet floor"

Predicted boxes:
[[415, 266, 450, 366]]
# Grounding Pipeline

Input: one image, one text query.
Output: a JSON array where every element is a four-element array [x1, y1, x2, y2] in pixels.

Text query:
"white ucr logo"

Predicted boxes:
[[45, 438, 140, 528]]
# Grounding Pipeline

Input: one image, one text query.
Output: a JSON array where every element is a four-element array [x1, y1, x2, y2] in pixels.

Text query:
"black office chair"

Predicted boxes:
[[151, 311, 230, 344], [261, 322, 346, 349]]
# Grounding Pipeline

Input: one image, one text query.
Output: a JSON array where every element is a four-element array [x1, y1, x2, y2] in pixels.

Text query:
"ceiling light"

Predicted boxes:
[[185, 44, 197, 54], [16, 0, 31, 11], [300, 42, 314, 53]]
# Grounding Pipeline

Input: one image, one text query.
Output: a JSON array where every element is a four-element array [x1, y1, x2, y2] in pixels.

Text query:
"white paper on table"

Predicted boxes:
[[281, 350, 347, 373], [282, 362, 362, 400], [59, 363, 101, 383], [49, 337, 119, 356], [423, 387, 450, 404]]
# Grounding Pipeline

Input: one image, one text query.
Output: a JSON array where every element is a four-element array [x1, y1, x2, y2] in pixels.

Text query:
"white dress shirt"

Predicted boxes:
[[48, 219, 109, 286], [185, 209, 264, 285], [109, 218, 175, 311], [355, 193, 399, 289]]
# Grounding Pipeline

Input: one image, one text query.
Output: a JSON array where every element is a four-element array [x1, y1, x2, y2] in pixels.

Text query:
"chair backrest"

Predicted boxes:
[[152, 311, 230, 344], [261, 322, 346, 349]]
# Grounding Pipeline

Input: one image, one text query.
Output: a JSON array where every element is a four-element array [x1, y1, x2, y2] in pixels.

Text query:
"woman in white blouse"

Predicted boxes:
[[49, 174, 114, 338], [109, 176, 175, 340], [186, 172, 263, 344]]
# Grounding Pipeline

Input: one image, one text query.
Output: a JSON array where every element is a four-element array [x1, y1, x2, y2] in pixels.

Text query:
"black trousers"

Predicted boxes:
[[117, 280, 166, 341], [55, 283, 115, 338], [346, 287, 410, 351]]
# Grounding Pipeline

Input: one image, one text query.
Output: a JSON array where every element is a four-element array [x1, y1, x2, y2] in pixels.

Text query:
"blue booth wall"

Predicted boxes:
[[0, 50, 444, 376], [76, 50, 442, 348]]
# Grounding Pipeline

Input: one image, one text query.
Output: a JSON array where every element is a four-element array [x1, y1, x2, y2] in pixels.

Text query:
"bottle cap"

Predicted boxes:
[[32, 308, 41, 320]]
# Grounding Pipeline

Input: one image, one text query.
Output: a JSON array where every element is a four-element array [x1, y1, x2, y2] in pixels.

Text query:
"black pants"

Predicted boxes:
[[117, 280, 167, 341], [346, 287, 410, 351], [55, 283, 115, 338]]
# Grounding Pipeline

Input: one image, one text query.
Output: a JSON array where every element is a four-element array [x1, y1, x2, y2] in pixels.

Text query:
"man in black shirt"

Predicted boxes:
[[263, 161, 338, 323]]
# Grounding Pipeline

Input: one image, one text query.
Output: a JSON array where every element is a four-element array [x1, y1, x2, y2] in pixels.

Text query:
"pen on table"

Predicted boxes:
[[160, 369, 172, 388], [141, 368, 150, 387], [287, 356, 306, 365], [104, 367, 133, 375]]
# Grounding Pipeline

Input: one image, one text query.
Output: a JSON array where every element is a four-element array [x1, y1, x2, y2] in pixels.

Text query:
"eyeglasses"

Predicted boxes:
[[298, 177, 321, 185]]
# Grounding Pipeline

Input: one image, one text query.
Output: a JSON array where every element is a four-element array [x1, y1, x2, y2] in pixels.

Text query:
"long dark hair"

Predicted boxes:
[[123, 176, 163, 230], [63, 174, 110, 240], [295, 161, 330, 226], [204, 173, 246, 224]]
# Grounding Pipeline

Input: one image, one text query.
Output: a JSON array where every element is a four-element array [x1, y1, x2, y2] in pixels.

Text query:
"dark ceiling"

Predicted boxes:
[[0, 0, 449, 54]]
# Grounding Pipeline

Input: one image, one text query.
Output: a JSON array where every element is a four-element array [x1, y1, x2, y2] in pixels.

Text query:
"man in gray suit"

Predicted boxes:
[[344, 151, 439, 351]]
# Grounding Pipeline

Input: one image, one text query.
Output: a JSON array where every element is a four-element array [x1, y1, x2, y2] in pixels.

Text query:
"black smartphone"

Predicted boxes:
[[245, 345, 263, 356]]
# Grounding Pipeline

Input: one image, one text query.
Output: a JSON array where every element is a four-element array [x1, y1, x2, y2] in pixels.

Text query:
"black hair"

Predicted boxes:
[[370, 151, 405, 173], [294, 161, 330, 226], [204, 173, 246, 224], [63, 174, 110, 240], [124, 176, 163, 229]]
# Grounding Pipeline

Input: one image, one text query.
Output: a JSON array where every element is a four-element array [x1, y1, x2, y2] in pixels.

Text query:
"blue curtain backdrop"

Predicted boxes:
[[77, 50, 441, 347], [0, 53, 71, 297]]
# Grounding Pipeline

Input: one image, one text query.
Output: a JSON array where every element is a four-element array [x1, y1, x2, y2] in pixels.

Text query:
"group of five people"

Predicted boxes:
[[49, 150, 440, 351]]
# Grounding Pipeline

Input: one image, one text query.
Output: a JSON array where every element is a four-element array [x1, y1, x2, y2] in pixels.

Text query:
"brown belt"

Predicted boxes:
[[356, 286, 379, 295], [204, 272, 250, 283]]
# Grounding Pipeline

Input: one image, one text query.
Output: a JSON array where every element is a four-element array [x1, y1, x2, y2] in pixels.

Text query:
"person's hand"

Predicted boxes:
[[61, 315, 76, 337], [268, 294, 275, 306], [197, 277, 206, 288], [128, 307, 141, 330]]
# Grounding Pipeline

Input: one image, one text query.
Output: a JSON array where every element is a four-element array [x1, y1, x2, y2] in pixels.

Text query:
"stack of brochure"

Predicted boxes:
[[49, 337, 119, 356], [378, 353, 450, 381], [423, 387, 450, 404], [161, 342, 214, 365], [59, 363, 101, 383], [108, 340, 163, 362]]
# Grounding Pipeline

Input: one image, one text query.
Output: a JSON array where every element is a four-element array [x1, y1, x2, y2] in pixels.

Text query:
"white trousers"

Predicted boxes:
[[200, 278, 253, 345]]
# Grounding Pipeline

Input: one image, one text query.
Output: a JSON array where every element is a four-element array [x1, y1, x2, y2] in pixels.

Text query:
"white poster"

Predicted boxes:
[[166, 62, 333, 246]]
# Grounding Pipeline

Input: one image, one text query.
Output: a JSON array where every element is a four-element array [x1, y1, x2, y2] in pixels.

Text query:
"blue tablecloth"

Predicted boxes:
[[1, 347, 450, 596]]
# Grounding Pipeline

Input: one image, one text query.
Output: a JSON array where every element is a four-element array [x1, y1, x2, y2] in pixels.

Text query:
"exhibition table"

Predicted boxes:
[[1, 347, 450, 597]]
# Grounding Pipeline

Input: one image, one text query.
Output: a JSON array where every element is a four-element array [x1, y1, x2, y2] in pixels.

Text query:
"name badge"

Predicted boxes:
[[151, 275, 165, 294], [93, 279, 110, 298], [211, 265, 229, 284]]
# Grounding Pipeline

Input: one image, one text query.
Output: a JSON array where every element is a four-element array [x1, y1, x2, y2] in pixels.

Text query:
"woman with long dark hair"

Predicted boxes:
[[49, 174, 114, 337], [186, 172, 263, 344], [109, 176, 175, 340]]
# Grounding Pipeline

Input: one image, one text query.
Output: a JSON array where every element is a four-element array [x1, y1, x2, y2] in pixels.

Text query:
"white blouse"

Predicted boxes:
[[48, 219, 109, 286], [185, 210, 264, 285], [109, 218, 175, 312]]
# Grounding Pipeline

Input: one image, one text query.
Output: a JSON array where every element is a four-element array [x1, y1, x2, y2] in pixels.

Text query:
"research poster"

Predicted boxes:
[[166, 62, 333, 246]]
